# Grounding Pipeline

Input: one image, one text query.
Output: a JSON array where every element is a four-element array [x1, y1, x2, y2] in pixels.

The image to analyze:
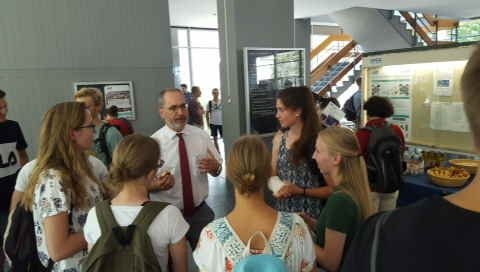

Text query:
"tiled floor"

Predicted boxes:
[[205, 138, 235, 218]]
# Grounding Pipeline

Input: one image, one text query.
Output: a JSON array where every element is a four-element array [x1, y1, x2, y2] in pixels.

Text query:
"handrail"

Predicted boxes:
[[422, 14, 459, 30], [310, 34, 352, 60], [310, 40, 357, 84], [317, 54, 363, 96], [399, 11, 434, 46]]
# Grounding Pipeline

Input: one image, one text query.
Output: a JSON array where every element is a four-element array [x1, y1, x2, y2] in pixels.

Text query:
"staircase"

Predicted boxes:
[[330, 7, 459, 52], [378, 9, 458, 47], [310, 35, 362, 97]]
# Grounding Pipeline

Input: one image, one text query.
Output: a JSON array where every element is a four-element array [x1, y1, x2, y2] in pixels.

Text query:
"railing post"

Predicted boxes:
[[413, 13, 418, 46]]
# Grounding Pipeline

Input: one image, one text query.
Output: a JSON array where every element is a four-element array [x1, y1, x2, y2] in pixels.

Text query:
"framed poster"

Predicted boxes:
[[243, 47, 305, 135], [73, 81, 136, 120]]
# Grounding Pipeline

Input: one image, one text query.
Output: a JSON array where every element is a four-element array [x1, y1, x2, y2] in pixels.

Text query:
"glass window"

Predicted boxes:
[[191, 48, 221, 105], [171, 28, 189, 48], [172, 48, 191, 88], [190, 30, 219, 48]]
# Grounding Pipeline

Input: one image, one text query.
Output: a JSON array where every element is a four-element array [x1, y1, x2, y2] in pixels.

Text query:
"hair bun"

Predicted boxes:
[[242, 173, 256, 184]]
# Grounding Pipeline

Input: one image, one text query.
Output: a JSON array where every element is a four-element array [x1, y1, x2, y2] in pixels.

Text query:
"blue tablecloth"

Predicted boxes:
[[397, 174, 471, 207]]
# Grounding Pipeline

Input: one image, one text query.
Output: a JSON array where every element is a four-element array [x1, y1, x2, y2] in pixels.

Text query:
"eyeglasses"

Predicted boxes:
[[166, 103, 188, 112], [76, 124, 96, 131]]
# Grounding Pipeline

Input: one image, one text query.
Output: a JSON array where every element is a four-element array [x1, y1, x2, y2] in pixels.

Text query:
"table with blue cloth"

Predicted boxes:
[[397, 174, 472, 207]]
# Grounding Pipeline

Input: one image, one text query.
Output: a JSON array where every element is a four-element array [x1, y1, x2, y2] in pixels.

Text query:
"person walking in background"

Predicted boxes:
[[301, 127, 372, 272], [152, 88, 222, 249], [343, 77, 362, 127], [105, 105, 134, 136], [21, 102, 104, 271], [194, 135, 316, 271], [206, 88, 223, 152], [271, 86, 332, 219], [180, 83, 192, 103], [0, 89, 29, 267], [188, 86, 205, 129], [74, 88, 123, 167]]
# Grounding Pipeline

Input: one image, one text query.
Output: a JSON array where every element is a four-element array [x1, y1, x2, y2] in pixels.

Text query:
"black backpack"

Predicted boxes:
[[343, 96, 357, 122], [118, 118, 134, 136], [95, 123, 113, 165], [364, 123, 403, 193], [4, 203, 54, 272]]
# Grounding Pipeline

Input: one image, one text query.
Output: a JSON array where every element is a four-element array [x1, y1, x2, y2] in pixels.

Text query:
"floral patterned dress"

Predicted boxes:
[[32, 169, 103, 272], [276, 132, 326, 218], [193, 212, 316, 272]]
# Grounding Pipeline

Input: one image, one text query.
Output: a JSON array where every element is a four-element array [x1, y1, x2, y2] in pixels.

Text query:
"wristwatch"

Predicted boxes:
[[214, 163, 222, 176]]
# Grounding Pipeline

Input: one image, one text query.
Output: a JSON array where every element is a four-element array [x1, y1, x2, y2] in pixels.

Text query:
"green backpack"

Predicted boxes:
[[82, 200, 167, 272]]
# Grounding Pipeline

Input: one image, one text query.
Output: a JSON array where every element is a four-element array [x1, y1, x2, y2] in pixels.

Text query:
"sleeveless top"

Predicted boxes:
[[275, 133, 325, 218]]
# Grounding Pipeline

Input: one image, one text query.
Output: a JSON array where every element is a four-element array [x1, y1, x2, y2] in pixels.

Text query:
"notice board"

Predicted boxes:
[[363, 45, 476, 153]]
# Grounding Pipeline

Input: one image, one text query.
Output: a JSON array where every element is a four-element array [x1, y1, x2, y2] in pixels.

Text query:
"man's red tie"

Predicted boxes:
[[177, 133, 194, 216]]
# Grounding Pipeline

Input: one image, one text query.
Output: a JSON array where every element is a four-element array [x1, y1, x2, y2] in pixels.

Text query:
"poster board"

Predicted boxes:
[[73, 81, 136, 120], [363, 45, 476, 153], [243, 48, 305, 135]]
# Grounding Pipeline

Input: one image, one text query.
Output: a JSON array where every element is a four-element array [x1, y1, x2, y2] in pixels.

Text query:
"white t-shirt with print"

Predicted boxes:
[[207, 100, 222, 125], [33, 169, 103, 272], [84, 204, 189, 272], [15, 156, 108, 192]]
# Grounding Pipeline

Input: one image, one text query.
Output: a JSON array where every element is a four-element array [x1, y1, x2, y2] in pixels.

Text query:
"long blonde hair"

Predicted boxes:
[[227, 135, 272, 196], [318, 127, 373, 219], [22, 102, 100, 210]]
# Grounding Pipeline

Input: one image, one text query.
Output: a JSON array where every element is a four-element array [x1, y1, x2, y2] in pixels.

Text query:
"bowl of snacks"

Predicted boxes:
[[427, 167, 470, 187], [449, 159, 479, 174]]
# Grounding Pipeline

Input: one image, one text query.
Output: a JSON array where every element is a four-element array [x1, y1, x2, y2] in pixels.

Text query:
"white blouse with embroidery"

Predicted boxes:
[[193, 212, 316, 272]]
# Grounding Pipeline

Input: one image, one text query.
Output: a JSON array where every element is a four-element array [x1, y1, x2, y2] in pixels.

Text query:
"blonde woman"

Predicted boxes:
[[83, 134, 189, 272], [301, 127, 372, 272], [194, 135, 316, 271], [21, 102, 104, 271]]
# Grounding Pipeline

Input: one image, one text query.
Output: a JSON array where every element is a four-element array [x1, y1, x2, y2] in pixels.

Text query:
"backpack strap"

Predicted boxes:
[[132, 201, 168, 230], [95, 200, 120, 235], [96, 123, 112, 164], [369, 211, 392, 272]]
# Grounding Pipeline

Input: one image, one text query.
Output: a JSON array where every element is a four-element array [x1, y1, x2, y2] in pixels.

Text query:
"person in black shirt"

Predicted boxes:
[[342, 45, 480, 272], [0, 89, 28, 267]]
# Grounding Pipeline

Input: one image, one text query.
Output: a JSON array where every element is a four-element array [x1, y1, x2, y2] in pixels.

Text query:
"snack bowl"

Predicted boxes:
[[427, 167, 470, 187], [449, 159, 479, 174]]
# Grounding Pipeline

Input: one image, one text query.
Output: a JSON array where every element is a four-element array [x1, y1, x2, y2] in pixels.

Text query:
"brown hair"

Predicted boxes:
[[74, 87, 103, 106], [108, 134, 160, 190], [277, 86, 321, 164], [364, 96, 394, 118], [22, 102, 100, 210], [318, 127, 373, 219], [461, 45, 480, 149], [227, 135, 272, 196]]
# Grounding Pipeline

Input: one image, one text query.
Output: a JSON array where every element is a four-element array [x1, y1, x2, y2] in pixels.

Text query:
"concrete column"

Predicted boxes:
[[217, 0, 295, 152], [295, 18, 312, 84]]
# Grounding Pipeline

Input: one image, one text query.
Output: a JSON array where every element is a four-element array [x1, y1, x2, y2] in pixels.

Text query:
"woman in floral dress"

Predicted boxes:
[[21, 102, 104, 271], [194, 135, 316, 271], [272, 87, 333, 218]]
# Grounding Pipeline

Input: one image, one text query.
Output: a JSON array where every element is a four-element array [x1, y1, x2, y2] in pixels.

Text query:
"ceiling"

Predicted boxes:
[[169, 0, 480, 28]]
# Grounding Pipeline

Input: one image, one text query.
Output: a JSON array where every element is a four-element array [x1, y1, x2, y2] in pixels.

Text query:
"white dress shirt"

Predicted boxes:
[[150, 124, 222, 210]]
